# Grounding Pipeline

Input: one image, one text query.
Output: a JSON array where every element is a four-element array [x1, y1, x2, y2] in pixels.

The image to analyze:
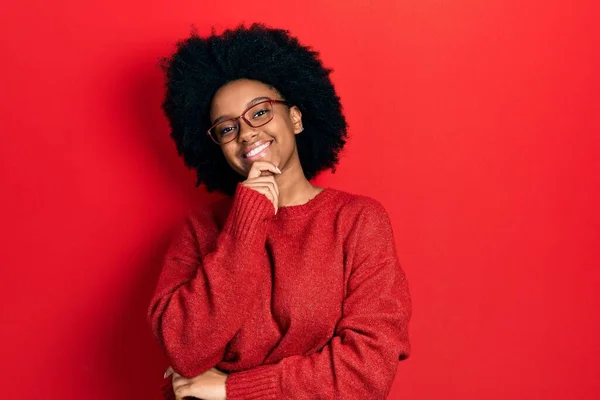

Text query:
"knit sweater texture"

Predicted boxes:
[[147, 183, 412, 399]]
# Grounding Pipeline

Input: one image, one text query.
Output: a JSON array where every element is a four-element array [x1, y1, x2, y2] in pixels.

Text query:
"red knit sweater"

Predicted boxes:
[[147, 183, 412, 399]]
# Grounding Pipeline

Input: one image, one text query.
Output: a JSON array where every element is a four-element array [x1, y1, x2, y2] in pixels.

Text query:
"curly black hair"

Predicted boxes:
[[160, 22, 348, 196]]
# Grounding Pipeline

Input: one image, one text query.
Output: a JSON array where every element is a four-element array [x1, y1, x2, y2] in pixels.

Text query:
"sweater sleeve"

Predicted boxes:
[[224, 199, 412, 400], [147, 183, 275, 378]]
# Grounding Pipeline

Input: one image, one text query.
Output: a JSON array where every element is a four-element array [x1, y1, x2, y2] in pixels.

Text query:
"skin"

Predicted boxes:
[[164, 79, 325, 399], [164, 366, 228, 400], [212, 78, 323, 211]]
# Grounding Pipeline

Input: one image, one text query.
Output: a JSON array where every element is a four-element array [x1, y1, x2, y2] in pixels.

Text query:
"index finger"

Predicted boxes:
[[247, 161, 281, 179]]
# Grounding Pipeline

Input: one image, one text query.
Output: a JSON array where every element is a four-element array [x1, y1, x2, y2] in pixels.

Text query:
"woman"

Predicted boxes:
[[147, 23, 412, 400]]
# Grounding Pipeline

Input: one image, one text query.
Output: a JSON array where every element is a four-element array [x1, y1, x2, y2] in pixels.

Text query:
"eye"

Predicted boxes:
[[219, 125, 237, 136], [252, 108, 270, 119]]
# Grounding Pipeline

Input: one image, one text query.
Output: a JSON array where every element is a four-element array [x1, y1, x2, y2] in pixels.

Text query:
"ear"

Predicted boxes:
[[289, 106, 304, 135]]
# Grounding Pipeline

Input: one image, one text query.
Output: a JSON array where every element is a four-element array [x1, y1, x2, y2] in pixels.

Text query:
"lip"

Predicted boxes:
[[242, 140, 273, 161]]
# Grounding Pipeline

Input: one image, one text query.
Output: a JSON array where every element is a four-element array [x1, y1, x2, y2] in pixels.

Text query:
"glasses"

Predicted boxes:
[[207, 99, 290, 145]]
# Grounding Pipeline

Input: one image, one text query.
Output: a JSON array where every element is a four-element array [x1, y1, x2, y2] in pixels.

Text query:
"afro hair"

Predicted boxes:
[[160, 22, 348, 196]]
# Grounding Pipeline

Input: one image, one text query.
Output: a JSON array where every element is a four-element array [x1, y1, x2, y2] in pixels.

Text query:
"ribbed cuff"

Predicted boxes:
[[222, 183, 275, 242], [225, 364, 279, 400]]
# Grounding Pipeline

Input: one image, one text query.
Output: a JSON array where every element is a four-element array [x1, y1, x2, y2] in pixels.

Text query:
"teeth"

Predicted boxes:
[[246, 142, 270, 157]]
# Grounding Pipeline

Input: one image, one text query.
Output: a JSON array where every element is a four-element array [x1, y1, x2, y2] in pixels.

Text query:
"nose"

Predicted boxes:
[[237, 118, 258, 142]]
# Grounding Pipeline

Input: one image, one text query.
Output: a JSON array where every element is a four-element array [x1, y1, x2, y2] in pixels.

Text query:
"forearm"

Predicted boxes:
[[148, 184, 274, 377]]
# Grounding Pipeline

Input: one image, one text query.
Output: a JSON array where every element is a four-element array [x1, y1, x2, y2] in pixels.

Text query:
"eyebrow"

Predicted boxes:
[[213, 96, 272, 124]]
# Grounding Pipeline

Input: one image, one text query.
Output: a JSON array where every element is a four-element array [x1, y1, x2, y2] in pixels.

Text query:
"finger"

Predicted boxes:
[[171, 371, 189, 386], [210, 367, 228, 376], [164, 366, 174, 379], [249, 161, 281, 175], [243, 184, 276, 206], [264, 181, 279, 204], [245, 176, 279, 197], [244, 182, 278, 207], [172, 372, 184, 382], [171, 375, 189, 391], [247, 161, 282, 179], [174, 385, 192, 400]]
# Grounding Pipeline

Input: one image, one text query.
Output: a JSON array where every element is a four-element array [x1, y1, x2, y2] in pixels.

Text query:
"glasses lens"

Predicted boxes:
[[211, 119, 239, 144], [244, 101, 274, 127]]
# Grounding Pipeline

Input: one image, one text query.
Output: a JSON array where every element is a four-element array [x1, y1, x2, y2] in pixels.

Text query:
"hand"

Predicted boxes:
[[164, 366, 228, 400], [241, 161, 282, 214]]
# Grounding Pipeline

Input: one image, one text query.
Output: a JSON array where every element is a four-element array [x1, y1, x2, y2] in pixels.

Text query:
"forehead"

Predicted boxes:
[[210, 79, 279, 120]]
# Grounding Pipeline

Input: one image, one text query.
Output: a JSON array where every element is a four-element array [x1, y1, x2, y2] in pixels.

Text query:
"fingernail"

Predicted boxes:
[[275, 167, 282, 174]]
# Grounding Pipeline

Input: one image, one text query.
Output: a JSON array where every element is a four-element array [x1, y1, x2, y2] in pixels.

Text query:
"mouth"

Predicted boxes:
[[242, 140, 273, 161]]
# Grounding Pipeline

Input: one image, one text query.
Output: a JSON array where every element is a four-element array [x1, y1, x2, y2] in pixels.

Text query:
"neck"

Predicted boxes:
[[274, 159, 321, 207]]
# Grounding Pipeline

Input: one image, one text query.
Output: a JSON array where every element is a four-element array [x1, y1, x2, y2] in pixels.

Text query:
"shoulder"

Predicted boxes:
[[321, 187, 394, 240], [329, 189, 398, 262], [327, 187, 391, 220]]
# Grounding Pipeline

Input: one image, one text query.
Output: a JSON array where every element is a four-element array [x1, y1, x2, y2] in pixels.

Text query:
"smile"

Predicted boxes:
[[243, 140, 272, 160]]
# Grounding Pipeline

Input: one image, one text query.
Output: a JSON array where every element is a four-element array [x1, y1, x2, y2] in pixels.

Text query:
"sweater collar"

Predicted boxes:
[[273, 187, 337, 219]]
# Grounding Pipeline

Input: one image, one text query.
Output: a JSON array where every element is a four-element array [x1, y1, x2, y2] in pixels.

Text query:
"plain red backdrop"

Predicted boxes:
[[1, 0, 599, 399]]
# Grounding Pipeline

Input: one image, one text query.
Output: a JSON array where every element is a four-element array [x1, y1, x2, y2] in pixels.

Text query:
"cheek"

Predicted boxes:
[[221, 146, 250, 176], [220, 146, 239, 166]]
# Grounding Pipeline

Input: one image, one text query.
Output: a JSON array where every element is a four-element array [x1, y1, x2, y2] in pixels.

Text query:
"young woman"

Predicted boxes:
[[147, 23, 412, 400]]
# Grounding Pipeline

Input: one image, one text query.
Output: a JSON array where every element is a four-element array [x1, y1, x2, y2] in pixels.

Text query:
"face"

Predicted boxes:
[[209, 79, 303, 177]]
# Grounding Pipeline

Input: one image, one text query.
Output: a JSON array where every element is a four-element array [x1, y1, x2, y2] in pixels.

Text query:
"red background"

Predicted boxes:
[[1, 1, 599, 399]]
